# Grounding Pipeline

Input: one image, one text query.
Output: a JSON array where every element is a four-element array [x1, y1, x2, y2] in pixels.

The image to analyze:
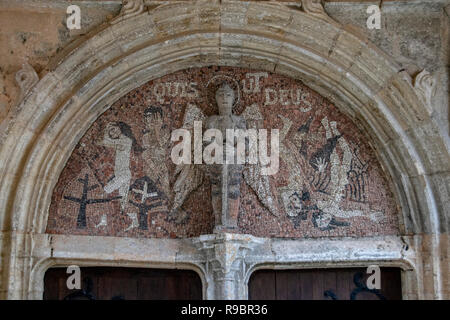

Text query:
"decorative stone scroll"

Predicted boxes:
[[413, 70, 436, 115], [301, 0, 335, 24], [111, 0, 146, 25], [15, 62, 39, 102]]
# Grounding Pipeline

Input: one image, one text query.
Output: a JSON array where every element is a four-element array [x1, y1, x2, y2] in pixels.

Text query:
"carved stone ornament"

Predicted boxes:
[[398, 70, 413, 84], [301, 0, 334, 23], [15, 62, 39, 102], [193, 233, 263, 299], [413, 69, 436, 115], [111, 0, 145, 25], [194, 233, 261, 278]]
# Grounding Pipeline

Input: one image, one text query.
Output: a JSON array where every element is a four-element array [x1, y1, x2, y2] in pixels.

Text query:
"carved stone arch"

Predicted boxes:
[[0, 1, 447, 299]]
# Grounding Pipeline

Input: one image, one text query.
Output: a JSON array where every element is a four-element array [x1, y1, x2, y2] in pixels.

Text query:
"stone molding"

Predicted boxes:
[[0, 1, 447, 299], [22, 232, 415, 299]]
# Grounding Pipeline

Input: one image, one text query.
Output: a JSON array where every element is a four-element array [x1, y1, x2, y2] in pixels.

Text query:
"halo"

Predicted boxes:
[[206, 74, 241, 109]]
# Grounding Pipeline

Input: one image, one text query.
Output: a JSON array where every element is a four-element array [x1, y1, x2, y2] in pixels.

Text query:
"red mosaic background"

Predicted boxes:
[[47, 67, 400, 238]]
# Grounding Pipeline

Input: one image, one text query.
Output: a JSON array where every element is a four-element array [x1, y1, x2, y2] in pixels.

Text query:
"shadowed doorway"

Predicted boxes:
[[249, 268, 402, 300], [44, 267, 202, 300]]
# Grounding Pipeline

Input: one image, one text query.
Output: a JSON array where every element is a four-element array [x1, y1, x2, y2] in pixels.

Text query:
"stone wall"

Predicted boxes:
[[0, 1, 120, 122]]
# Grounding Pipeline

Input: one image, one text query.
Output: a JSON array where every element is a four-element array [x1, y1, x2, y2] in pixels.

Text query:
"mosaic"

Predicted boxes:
[[47, 67, 400, 238]]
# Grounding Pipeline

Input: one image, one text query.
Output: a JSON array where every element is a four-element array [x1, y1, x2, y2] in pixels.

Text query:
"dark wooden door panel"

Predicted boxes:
[[44, 267, 202, 300], [249, 268, 402, 300], [247, 270, 276, 300]]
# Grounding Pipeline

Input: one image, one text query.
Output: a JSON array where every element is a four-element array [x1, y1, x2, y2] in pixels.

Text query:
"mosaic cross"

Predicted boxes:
[[132, 181, 157, 203], [64, 174, 121, 228]]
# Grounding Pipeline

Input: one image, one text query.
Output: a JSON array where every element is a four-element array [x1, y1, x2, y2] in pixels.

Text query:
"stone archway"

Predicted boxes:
[[0, 0, 447, 299]]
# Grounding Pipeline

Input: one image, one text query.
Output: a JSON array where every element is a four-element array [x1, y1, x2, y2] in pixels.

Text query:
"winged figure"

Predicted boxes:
[[170, 84, 279, 226], [169, 104, 205, 223]]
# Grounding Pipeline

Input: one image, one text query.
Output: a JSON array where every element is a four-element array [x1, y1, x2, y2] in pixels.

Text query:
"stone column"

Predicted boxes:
[[193, 233, 263, 300]]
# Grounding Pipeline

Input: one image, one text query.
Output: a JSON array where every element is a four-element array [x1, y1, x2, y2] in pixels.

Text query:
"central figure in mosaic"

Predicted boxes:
[[171, 82, 248, 231], [171, 81, 280, 230], [204, 83, 247, 231]]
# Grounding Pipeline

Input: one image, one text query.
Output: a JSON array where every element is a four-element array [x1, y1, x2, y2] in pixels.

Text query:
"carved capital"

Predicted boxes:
[[414, 70, 436, 115], [194, 233, 263, 299], [301, 0, 335, 23], [193, 233, 263, 281], [111, 0, 146, 25], [15, 62, 39, 103]]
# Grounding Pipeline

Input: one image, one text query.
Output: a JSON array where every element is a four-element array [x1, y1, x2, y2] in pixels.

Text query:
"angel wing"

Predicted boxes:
[[243, 164, 279, 216], [171, 163, 204, 212], [241, 104, 279, 216], [181, 103, 206, 129], [171, 104, 206, 215]]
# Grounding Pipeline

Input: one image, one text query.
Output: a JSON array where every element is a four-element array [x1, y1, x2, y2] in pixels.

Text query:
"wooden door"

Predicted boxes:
[[44, 267, 202, 300], [249, 268, 402, 300]]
